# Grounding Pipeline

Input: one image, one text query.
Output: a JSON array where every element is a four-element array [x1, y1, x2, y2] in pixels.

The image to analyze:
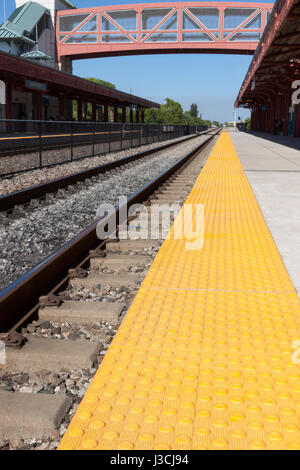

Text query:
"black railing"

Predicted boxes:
[[0, 120, 207, 177]]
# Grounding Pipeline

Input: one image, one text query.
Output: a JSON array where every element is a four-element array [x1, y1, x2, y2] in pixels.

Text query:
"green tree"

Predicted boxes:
[[159, 98, 184, 124], [144, 98, 214, 127], [144, 108, 159, 123], [183, 111, 196, 125], [87, 77, 116, 89], [189, 103, 199, 119], [73, 77, 116, 120], [245, 117, 251, 131]]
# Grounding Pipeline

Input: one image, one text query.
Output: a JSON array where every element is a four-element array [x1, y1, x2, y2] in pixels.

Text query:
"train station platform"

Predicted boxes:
[[59, 131, 300, 451], [230, 131, 300, 294]]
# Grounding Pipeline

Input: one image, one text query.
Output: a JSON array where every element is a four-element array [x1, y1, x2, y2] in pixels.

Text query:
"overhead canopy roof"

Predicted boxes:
[[0, 49, 160, 109], [0, 1, 49, 42], [20, 50, 52, 60], [236, 0, 300, 108]]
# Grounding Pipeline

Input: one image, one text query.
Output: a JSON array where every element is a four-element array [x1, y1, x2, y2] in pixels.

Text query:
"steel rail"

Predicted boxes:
[[0, 129, 220, 334], [0, 132, 207, 212]]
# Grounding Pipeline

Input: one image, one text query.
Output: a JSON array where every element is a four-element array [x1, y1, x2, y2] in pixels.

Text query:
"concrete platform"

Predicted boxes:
[[231, 131, 300, 292]]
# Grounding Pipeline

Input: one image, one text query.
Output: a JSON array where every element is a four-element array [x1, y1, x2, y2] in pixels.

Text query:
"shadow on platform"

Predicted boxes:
[[242, 131, 300, 152]]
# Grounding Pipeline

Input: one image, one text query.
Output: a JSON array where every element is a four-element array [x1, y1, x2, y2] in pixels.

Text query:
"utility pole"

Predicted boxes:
[[233, 110, 237, 130]]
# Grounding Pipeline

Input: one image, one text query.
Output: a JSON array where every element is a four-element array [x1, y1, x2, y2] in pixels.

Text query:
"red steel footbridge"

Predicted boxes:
[[56, 2, 273, 62]]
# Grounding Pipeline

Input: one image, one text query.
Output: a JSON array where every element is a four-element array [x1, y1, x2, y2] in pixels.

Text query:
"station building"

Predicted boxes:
[[0, 1, 159, 121]]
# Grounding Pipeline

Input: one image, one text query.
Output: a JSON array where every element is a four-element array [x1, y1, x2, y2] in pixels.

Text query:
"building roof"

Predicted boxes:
[[62, 0, 77, 9], [20, 50, 52, 60], [0, 2, 49, 42], [0, 49, 160, 109], [0, 23, 35, 43], [236, 0, 300, 108]]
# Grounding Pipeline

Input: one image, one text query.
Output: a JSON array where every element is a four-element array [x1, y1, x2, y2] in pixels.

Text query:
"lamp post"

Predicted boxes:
[[233, 110, 237, 130]]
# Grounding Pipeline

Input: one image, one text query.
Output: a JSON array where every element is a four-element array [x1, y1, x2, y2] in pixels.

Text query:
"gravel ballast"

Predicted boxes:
[[0, 135, 208, 291], [0, 136, 192, 196]]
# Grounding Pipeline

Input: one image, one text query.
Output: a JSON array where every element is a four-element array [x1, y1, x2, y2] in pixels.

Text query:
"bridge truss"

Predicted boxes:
[[56, 2, 273, 60]]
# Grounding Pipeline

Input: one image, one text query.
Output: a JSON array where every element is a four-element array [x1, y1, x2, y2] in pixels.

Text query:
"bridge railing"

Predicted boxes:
[[57, 3, 273, 56], [0, 121, 207, 177]]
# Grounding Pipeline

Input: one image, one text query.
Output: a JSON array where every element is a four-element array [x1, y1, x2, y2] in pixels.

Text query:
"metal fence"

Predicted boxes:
[[0, 120, 207, 177]]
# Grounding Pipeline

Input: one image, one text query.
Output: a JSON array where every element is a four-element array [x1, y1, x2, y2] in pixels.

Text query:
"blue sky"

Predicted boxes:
[[1, 0, 275, 122]]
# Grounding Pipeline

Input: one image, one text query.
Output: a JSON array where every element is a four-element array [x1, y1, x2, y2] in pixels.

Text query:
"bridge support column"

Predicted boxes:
[[130, 108, 133, 124], [104, 104, 108, 122], [113, 105, 118, 123], [136, 108, 140, 124], [141, 108, 144, 123], [77, 97, 83, 121]]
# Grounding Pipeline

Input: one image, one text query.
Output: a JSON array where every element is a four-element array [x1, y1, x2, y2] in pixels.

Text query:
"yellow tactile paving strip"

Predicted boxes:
[[59, 132, 300, 450]]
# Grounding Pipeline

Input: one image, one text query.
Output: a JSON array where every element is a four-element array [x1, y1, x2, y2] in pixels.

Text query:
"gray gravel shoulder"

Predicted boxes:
[[0, 136, 189, 196], [0, 135, 208, 291]]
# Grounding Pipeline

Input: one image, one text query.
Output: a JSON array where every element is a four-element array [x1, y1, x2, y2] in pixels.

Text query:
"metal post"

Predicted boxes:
[[92, 101, 97, 122], [36, 92, 43, 121], [39, 120, 42, 169], [104, 103, 108, 122], [70, 121, 73, 162], [5, 79, 12, 120], [109, 123, 111, 153], [233, 110, 237, 130], [59, 93, 65, 119], [92, 122, 95, 157], [78, 97, 83, 121], [113, 105, 118, 123], [122, 106, 126, 123]]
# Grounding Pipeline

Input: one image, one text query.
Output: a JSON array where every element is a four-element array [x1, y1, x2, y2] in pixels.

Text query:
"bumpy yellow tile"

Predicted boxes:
[[59, 132, 300, 451]]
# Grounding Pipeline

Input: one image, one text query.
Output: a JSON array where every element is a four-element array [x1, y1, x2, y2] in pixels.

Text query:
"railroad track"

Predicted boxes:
[[0, 131, 214, 214], [0, 128, 211, 180], [0, 129, 219, 450]]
